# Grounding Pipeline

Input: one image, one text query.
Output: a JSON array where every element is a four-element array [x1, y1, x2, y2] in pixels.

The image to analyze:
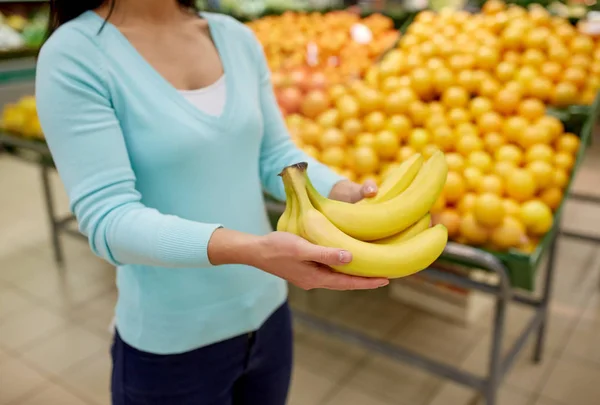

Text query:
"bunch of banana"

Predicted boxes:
[[277, 151, 449, 279]]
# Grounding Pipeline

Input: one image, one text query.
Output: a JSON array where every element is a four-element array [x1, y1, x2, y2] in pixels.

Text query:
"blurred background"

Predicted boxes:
[[2, 0, 600, 404]]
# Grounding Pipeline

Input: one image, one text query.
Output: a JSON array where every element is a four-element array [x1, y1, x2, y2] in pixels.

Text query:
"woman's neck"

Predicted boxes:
[[97, 0, 190, 27]]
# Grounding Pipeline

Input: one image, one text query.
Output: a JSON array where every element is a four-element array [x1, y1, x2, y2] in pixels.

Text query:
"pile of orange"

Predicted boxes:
[[247, 11, 398, 79], [285, 3, 588, 252]]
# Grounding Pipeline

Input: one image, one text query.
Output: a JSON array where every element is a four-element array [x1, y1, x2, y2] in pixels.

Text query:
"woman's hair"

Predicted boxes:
[[47, 0, 200, 37]]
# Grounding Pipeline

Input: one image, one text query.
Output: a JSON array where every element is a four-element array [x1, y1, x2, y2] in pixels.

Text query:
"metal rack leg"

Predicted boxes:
[[533, 232, 558, 363], [484, 295, 507, 405], [40, 164, 64, 267]]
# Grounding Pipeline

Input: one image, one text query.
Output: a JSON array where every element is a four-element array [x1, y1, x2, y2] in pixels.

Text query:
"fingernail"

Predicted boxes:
[[339, 250, 352, 263], [378, 280, 389, 287], [365, 186, 376, 194]]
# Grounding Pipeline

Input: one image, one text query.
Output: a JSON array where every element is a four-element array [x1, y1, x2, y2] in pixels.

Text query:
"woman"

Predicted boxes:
[[37, 1, 389, 404]]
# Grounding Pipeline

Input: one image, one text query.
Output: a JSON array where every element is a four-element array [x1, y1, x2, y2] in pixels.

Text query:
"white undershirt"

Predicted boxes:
[[178, 75, 226, 116]]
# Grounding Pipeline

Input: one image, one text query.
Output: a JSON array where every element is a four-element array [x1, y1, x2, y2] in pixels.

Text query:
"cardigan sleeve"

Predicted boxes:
[[251, 33, 346, 201], [35, 31, 222, 268]]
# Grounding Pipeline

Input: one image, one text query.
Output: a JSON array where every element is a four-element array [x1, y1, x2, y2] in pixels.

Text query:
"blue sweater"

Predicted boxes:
[[35, 11, 344, 354]]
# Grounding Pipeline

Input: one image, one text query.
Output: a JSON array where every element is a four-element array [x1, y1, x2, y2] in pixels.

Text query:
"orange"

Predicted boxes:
[[469, 97, 493, 118], [355, 132, 376, 148], [517, 98, 546, 121], [552, 82, 578, 107], [527, 77, 553, 102], [299, 121, 322, 145], [459, 213, 489, 245], [473, 193, 505, 227], [483, 132, 506, 152], [518, 125, 551, 148], [477, 111, 503, 134], [336, 95, 361, 120], [555, 133, 580, 154], [445, 152, 465, 172], [425, 114, 449, 133], [502, 116, 529, 142], [520, 200, 553, 235], [552, 168, 569, 188], [562, 67, 587, 88], [319, 128, 346, 149], [526, 161, 554, 189], [430, 193, 446, 215], [536, 116, 564, 141], [341, 118, 363, 142], [410, 68, 434, 99], [540, 61, 562, 83], [436, 209, 462, 238], [540, 187, 563, 211], [463, 166, 484, 191], [495, 61, 517, 82], [457, 70, 480, 94], [521, 48, 546, 68], [457, 193, 477, 214], [422, 145, 441, 159], [386, 115, 412, 140], [442, 86, 470, 109], [363, 111, 387, 133], [479, 78, 501, 99], [506, 169, 537, 201], [525, 144, 554, 164], [503, 198, 521, 217], [408, 128, 430, 151], [396, 145, 417, 162], [320, 146, 347, 167], [494, 89, 521, 115], [374, 130, 400, 159], [455, 122, 479, 137], [352, 146, 380, 175], [443, 171, 466, 204], [570, 35, 594, 55], [357, 87, 383, 113], [408, 101, 430, 126], [493, 161, 516, 179], [468, 151, 493, 173], [302, 145, 320, 160], [447, 108, 471, 127], [554, 152, 574, 172], [432, 126, 456, 152], [456, 134, 484, 156], [432, 68, 455, 95], [490, 216, 526, 251]]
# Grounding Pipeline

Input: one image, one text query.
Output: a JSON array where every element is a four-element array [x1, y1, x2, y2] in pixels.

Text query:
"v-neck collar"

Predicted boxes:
[[86, 11, 235, 127]]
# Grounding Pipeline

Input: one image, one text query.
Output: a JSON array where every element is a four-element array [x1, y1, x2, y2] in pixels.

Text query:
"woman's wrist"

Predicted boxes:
[[207, 228, 264, 266]]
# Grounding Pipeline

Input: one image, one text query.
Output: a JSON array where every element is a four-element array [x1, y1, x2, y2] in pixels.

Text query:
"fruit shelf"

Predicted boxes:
[[265, 91, 599, 291]]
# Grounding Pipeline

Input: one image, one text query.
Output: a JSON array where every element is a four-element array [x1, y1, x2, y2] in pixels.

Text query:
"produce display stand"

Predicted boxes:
[[0, 95, 596, 405]]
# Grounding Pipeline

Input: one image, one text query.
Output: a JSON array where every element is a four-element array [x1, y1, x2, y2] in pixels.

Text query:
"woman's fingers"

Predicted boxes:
[[315, 266, 389, 290], [300, 242, 353, 266], [361, 180, 378, 198]]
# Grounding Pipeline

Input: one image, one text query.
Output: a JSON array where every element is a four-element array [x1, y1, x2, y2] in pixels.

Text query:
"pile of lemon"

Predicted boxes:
[[287, 2, 588, 252], [1, 96, 43, 140]]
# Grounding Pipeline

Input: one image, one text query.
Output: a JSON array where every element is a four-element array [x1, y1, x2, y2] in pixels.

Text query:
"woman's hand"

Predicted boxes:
[[328, 179, 378, 203], [208, 228, 389, 291], [254, 232, 389, 290]]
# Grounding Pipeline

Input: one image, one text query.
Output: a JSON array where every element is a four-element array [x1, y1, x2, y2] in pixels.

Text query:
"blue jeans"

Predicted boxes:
[[111, 302, 293, 405]]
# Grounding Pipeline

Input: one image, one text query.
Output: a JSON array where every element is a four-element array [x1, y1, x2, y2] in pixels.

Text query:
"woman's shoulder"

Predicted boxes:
[[39, 12, 106, 66], [201, 12, 256, 40]]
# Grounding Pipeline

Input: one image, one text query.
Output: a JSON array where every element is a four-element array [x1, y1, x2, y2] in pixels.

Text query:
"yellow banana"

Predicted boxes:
[[286, 184, 301, 235], [306, 151, 448, 241], [374, 214, 431, 245], [359, 154, 424, 205], [282, 164, 448, 279], [276, 182, 293, 232]]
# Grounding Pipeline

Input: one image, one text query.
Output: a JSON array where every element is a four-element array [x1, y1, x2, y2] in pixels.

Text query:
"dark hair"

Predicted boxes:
[[47, 0, 200, 37]]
